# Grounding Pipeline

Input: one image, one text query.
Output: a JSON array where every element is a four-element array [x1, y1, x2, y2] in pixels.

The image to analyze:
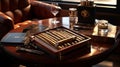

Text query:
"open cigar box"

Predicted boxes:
[[31, 26, 91, 60]]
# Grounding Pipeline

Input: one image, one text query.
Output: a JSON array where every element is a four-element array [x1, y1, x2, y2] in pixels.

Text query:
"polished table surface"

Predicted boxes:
[[2, 17, 119, 67]]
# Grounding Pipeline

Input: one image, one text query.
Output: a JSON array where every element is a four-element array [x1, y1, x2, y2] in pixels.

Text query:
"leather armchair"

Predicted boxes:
[[0, 12, 14, 40], [0, 0, 67, 40], [113, 30, 120, 54]]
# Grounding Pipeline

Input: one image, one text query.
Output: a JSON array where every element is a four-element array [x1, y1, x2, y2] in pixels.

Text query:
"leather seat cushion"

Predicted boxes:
[[5, 9, 23, 24]]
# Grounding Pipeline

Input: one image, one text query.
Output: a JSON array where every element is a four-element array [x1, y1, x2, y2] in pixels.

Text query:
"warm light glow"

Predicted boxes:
[[89, 46, 97, 56], [48, 18, 53, 29], [96, 61, 113, 67], [14, 25, 20, 29], [22, 22, 28, 25]]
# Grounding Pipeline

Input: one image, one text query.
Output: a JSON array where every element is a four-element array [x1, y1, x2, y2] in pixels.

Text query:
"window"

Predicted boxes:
[[40, 0, 117, 8], [40, 0, 119, 13], [94, 0, 116, 5], [60, 0, 117, 8], [61, 0, 117, 5]]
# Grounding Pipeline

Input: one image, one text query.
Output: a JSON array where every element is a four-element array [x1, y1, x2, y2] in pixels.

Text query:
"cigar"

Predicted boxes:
[[52, 30, 66, 38], [59, 31, 71, 38], [41, 33, 57, 42], [37, 34, 56, 45], [35, 35, 55, 45], [65, 29, 85, 40], [56, 36, 76, 47], [66, 43, 71, 46], [49, 30, 64, 39], [62, 31, 73, 36], [58, 46, 63, 49], [16, 46, 44, 55], [64, 29, 77, 36], [46, 31, 61, 40]]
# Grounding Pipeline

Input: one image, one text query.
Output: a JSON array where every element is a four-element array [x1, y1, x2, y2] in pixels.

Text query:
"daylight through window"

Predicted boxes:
[[61, 0, 117, 5]]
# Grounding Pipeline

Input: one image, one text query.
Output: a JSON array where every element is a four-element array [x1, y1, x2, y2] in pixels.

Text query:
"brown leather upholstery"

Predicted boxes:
[[114, 30, 120, 54], [0, 0, 31, 24], [0, 0, 65, 40], [0, 12, 14, 39], [30, 1, 55, 19]]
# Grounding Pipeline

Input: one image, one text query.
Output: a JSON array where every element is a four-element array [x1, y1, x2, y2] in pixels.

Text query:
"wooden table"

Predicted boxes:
[[1, 17, 118, 67]]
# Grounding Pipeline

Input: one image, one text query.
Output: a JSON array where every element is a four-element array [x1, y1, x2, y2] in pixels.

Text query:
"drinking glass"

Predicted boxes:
[[51, 2, 60, 25], [98, 20, 108, 36], [69, 8, 77, 30]]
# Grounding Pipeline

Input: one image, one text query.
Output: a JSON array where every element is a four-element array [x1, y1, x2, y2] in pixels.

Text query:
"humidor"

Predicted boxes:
[[31, 26, 91, 60]]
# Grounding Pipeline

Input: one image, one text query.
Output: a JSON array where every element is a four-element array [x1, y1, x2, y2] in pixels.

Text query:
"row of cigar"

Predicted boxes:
[[35, 28, 86, 49]]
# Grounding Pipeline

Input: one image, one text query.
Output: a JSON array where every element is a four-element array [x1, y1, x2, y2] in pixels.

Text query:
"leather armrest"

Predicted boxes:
[[0, 12, 14, 40], [30, 1, 62, 19], [113, 29, 120, 54]]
